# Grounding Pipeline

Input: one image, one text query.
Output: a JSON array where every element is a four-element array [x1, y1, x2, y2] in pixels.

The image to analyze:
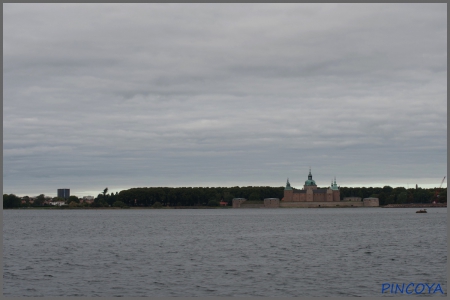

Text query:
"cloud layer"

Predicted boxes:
[[3, 4, 447, 196]]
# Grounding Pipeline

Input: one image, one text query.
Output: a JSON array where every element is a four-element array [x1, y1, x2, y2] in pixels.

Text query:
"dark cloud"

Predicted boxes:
[[3, 4, 446, 196]]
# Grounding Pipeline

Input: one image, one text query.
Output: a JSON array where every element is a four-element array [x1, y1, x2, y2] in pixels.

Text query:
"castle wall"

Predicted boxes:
[[284, 190, 310, 202], [233, 201, 380, 208], [333, 190, 340, 201], [239, 203, 264, 208], [233, 199, 379, 208], [232, 198, 247, 208], [313, 193, 326, 202], [284, 190, 293, 201], [363, 198, 379, 207], [327, 190, 333, 201], [264, 198, 280, 208], [280, 201, 364, 208], [285, 190, 337, 202], [306, 189, 313, 201], [343, 197, 362, 202]]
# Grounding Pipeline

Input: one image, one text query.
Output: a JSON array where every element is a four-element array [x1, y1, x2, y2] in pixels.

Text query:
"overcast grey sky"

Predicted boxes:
[[3, 3, 447, 197]]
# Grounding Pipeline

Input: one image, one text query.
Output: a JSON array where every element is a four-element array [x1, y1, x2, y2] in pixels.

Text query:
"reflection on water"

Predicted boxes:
[[3, 208, 447, 296]]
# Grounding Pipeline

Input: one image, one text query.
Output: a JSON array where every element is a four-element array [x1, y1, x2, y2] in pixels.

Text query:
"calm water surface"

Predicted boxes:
[[3, 208, 447, 296]]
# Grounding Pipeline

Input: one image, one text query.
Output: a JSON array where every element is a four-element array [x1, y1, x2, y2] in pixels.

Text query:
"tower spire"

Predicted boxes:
[[331, 176, 339, 190], [285, 178, 292, 190]]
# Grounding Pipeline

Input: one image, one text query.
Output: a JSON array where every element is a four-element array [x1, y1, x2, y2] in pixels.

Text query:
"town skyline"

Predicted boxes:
[[3, 4, 447, 197]]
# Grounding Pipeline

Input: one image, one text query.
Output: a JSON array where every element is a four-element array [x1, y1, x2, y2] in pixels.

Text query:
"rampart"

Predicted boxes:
[[233, 197, 380, 208], [264, 198, 280, 208], [232, 198, 247, 208], [363, 198, 379, 207], [239, 203, 265, 208], [383, 203, 447, 208], [232, 198, 280, 208], [279, 201, 365, 208], [343, 197, 362, 202]]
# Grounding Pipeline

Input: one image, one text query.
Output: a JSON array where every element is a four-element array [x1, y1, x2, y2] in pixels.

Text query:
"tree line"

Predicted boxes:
[[3, 185, 446, 208], [339, 186, 446, 206], [117, 186, 284, 207]]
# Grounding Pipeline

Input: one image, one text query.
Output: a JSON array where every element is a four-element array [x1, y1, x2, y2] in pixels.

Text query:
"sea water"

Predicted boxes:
[[3, 207, 447, 296]]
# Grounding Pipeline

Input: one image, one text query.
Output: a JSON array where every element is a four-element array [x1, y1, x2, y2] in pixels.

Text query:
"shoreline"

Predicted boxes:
[[6, 206, 232, 210], [382, 203, 447, 208], [5, 204, 447, 210]]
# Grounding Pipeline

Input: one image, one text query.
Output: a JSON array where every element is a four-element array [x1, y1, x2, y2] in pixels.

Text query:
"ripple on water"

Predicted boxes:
[[3, 208, 447, 296]]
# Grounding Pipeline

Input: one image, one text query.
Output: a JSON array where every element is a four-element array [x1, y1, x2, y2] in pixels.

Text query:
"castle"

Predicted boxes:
[[232, 169, 379, 208], [283, 169, 340, 202]]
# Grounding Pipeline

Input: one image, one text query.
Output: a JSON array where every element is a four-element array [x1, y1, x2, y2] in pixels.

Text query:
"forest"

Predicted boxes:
[[3, 185, 446, 208]]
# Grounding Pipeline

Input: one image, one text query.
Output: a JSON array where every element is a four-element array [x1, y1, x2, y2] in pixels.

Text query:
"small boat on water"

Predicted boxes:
[[416, 209, 427, 213]]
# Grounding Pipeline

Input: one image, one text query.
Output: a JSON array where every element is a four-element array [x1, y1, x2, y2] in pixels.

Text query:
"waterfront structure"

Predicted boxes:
[[283, 169, 340, 202], [362, 198, 379, 207], [232, 198, 280, 208], [264, 198, 280, 208], [232, 198, 247, 208], [232, 169, 379, 208], [57, 188, 70, 200]]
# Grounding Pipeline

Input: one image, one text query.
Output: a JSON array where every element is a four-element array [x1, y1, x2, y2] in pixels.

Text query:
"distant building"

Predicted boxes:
[[362, 198, 379, 207], [57, 189, 70, 200], [232, 198, 247, 208], [264, 198, 280, 208], [232, 169, 379, 208], [283, 169, 340, 202]]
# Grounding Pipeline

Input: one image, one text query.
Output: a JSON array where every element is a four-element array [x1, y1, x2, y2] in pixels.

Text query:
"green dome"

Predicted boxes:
[[305, 168, 316, 186], [304, 179, 316, 186]]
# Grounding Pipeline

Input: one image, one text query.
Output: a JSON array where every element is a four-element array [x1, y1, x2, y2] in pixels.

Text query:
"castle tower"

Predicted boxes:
[[285, 178, 292, 190], [304, 168, 317, 191], [331, 177, 340, 201], [326, 180, 333, 201], [283, 178, 293, 201]]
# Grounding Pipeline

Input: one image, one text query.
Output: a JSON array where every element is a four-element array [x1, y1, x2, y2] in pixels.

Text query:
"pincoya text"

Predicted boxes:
[[382, 283, 444, 294]]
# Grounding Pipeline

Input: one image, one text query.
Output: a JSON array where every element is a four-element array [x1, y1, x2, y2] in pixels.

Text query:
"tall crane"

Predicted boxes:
[[432, 176, 446, 203]]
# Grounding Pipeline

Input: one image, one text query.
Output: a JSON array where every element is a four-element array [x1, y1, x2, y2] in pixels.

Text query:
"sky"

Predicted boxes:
[[3, 3, 447, 197]]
